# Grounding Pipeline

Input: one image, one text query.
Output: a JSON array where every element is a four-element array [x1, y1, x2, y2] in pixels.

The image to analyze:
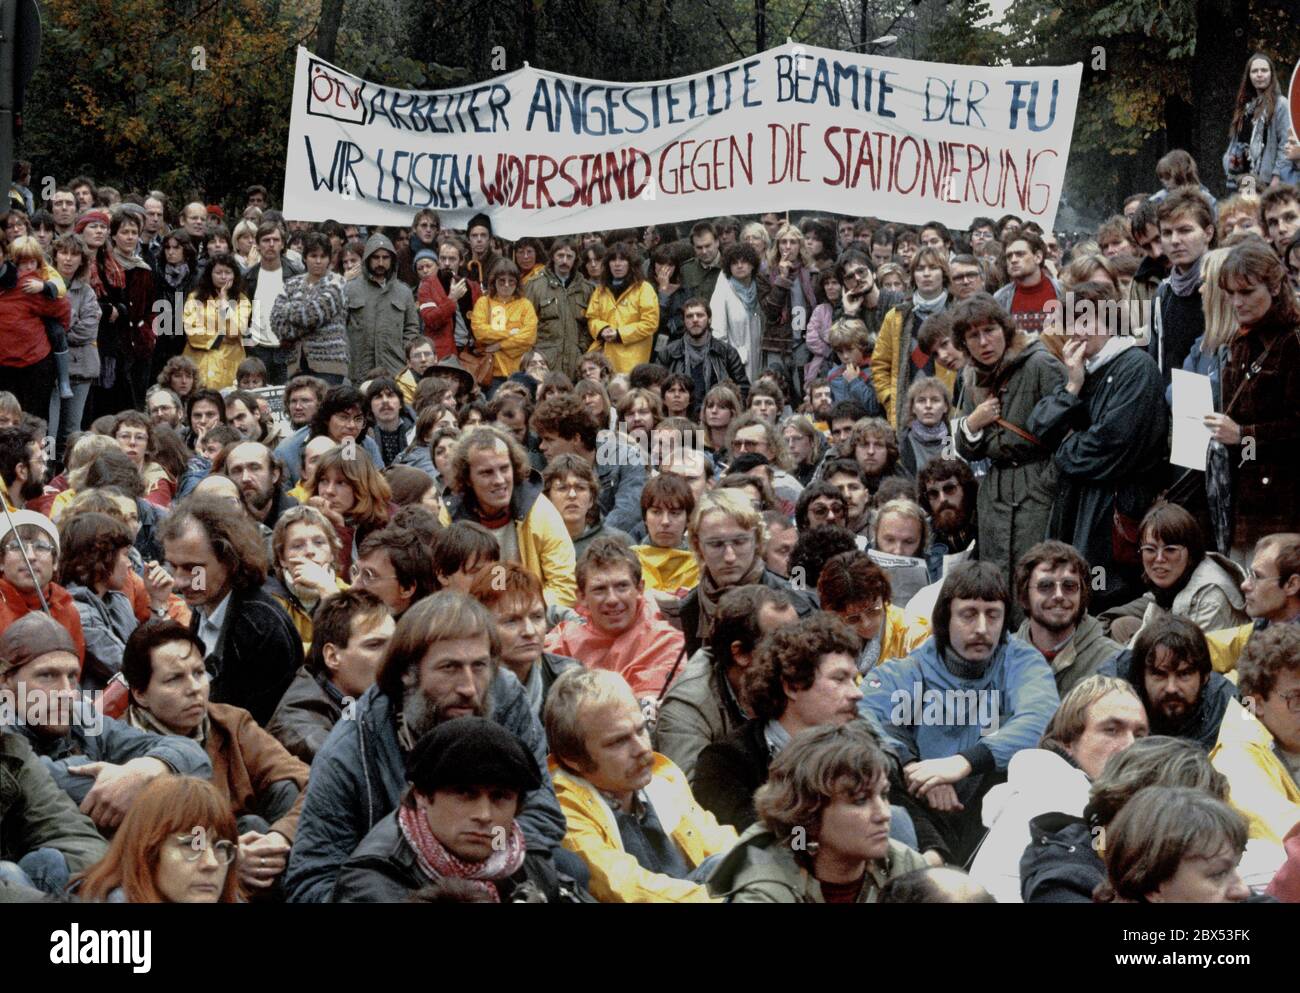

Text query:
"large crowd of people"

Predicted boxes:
[[1, 50, 1299, 905]]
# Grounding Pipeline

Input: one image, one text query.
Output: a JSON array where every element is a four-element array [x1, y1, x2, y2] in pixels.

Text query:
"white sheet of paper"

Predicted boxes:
[[1170, 369, 1214, 472]]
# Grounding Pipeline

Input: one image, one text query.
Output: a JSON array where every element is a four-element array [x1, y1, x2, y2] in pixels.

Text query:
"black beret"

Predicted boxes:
[[406, 717, 542, 795]]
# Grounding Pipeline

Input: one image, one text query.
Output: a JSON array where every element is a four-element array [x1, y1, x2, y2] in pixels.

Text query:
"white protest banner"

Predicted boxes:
[[284, 43, 1081, 237]]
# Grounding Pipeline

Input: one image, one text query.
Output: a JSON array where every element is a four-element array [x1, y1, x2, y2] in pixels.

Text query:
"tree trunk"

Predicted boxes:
[[1190, 0, 1251, 195], [317, 0, 345, 63]]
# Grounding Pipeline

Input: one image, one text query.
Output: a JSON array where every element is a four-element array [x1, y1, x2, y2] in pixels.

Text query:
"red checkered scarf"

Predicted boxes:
[[397, 801, 526, 902]]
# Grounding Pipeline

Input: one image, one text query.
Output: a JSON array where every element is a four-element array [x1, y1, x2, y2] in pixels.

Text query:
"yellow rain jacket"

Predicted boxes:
[[634, 545, 700, 596], [470, 294, 538, 379], [586, 280, 659, 374], [1211, 697, 1300, 845], [182, 293, 252, 391]]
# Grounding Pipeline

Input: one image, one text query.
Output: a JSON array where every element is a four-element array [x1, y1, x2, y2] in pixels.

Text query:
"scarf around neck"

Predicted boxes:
[[126, 701, 210, 746], [164, 262, 191, 289], [397, 802, 526, 903], [1168, 254, 1203, 298], [912, 289, 948, 321], [729, 276, 759, 315], [696, 555, 766, 643], [909, 419, 949, 444]]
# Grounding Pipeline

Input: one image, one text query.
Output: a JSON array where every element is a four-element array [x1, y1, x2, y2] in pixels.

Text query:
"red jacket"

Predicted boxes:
[[0, 576, 87, 667], [417, 274, 480, 359], [0, 274, 72, 367]]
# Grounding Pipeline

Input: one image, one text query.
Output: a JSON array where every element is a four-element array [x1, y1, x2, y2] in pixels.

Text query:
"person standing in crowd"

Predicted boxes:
[[1223, 53, 1292, 192], [243, 222, 303, 385], [181, 251, 251, 392], [524, 237, 592, 380], [681, 221, 723, 301], [952, 293, 1064, 617], [711, 243, 768, 382], [1206, 239, 1300, 562], [586, 242, 658, 376], [47, 234, 101, 467], [346, 232, 420, 382], [1148, 190, 1216, 390], [872, 248, 954, 428], [1029, 281, 1167, 608], [471, 259, 539, 388], [994, 229, 1063, 337]]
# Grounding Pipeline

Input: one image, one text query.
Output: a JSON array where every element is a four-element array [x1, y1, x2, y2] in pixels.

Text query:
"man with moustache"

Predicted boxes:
[[1013, 542, 1120, 696], [1103, 615, 1234, 752], [284, 591, 567, 903], [219, 441, 298, 531], [524, 237, 593, 380], [345, 233, 420, 382], [1205, 533, 1300, 673], [916, 457, 978, 559]]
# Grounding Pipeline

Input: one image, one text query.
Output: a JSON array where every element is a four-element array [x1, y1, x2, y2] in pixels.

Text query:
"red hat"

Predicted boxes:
[[206, 204, 225, 220], [73, 209, 111, 233]]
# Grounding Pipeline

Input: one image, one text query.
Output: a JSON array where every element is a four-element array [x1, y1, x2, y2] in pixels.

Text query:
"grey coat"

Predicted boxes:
[[1222, 96, 1293, 187], [66, 584, 137, 692], [64, 278, 102, 380], [345, 234, 421, 380]]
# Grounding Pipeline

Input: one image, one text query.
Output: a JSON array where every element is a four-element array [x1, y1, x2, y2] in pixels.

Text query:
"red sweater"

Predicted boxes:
[[0, 274, 72, 367], [0, 577, 87, 667], [417, 275, 480, 358]]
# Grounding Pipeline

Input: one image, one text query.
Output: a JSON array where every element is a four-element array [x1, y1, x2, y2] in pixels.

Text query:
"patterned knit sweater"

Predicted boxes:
[[270, 271, 350, 376]]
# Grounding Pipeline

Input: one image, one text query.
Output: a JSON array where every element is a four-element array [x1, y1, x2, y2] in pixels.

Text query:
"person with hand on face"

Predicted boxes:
[[121, 621, 310, 898], [418, 235, 480, 360], [305, 445, 393, 580], [0, 612, 211, 836], [74, 776, 241, 904], [970, 675, 1148, 904], [859, 562, 1060, 866], [470, 259, 539, 388], [545, 667, 737, 902], [546, 538, 686, 702], [285, 591, 567, 903], [346, 233, 420, 383], [824, 318, 882, 412], [263, 505, 345, 648], [1028, 281, 1167, 608], [181, 252, 251, 392], [266, 589, 393, 770], [334, 716, 570, 903], [708, 722, 928, 903], [1096, 786, 1251, 904], [1013, 542, 1120, 696]]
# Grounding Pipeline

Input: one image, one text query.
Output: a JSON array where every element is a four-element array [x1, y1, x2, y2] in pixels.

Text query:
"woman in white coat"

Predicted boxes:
[[709, 243, 768, 382]]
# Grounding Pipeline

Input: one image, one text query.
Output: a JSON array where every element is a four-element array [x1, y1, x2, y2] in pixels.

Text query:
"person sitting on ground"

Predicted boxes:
[[0, 612, 211, 834], [0, 511, 86, 665], [263, 505, 346, 650], [1211, 624, 1300, 846], [73, 776, 242, 903], [654, 586, 799, 781], [1094, 786, 1252, 904], [1204, 533, 1300, 674], [817, 550, 929, 676], [859, 562, 1060, 865], [1104, 615, 1236, 751], [1020, 735, 1233, 902], [970, 675, 1148, 903], [1013, 541, 1121, 695], [333, 717, 572, 903], [632, 473, 699, 605], [350, 525, 437, 621], [121, 620, 310, 897], [707, 722, 928, 903], [545, 537, 685, 702], [430, 521, 501, 593], [266, 590, 394, 764], [545, 667, 738, 903], [541, 454, 629, 564]]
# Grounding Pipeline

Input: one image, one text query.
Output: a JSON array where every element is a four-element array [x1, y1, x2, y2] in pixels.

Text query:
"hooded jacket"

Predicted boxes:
[[858, 635, 1060, 800], [0, 730, 107, 902], [707, 821, 927, 903], [955, 333, 1065, 601], [1019, 811, 1102, 903], [969, 746, 1093, 904], [1014, 613, 1120, 697], [284, 672, 565, 903], [549, 752, 736, 903], [0, 578, 86, 668], [345, 234, 421, 381], [545, 594, 684, 699], [524, 265, 593, 379], [1210, 696, 1300, 845], [586, 279, 659, 374], [449, 469, 577, 608]]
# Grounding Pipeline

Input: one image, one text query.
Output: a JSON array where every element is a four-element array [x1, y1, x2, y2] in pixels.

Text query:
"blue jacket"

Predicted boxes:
[[275, 425, 384, 487], [283, 670, 565, 903], [594, 432, 647, 534], [827, 363, 882, 414], [11, 701, 212, 806], [1163, 334, 1224, 409], [858, 635, 1059, 802]]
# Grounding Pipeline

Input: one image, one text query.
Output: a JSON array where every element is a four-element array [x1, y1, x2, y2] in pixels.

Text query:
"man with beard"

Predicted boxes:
[[1013, 542, 1120, 696], [524, 237, 593, 380], [284, 591, 567, 903], [824, 459, 872, 537], [661, 299, 751, 411], [145, 387, 184, 431], [284, 376, 326, 431], [1104, 615, 1233, 752], [0, 425, 46, 511], [363, 377, 415, 469], [803, 377, 834, 428], [219, 441, 298, 531], [916, 457, 977, 559], [860, 562, 1059, 864], [345, 233, 420, 382]]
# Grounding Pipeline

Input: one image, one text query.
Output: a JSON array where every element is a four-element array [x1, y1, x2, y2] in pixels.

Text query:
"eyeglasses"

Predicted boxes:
[[843, 268, 869, 280], [4, 541, 56, 557], [1139, 543, 1186, 560], [1034, 579, 1081, 595], [951, 271, 983, 283], [173, 834, 238, 865], [701, 534, 755, 553], [808, 504, 843, 519], [1244, 570, 1283, 584]]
